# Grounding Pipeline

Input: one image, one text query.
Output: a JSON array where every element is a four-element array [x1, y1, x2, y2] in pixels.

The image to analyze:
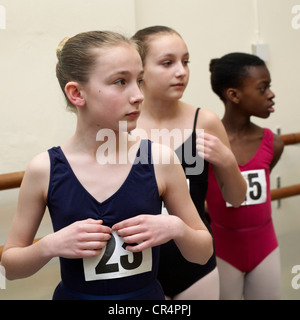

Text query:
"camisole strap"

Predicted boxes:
[[193, 108, 201, 133]]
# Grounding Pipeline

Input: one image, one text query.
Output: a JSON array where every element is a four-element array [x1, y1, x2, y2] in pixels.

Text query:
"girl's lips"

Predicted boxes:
[[171, 83, 185, 88], [126, 111, 140, 118], [268, 102, 275, 112], [268, 106, 275, 112]]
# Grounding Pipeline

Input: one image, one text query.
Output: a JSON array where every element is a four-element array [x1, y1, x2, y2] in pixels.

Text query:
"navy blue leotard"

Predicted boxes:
[[47, 139, 164, 300], [157, 108, 216, 297]]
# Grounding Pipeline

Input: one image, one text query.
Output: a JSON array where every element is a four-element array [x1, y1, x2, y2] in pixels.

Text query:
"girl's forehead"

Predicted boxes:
[[147, 33, 187, 54], [246, 65, 270, 80], [146, 33, 181, 46]]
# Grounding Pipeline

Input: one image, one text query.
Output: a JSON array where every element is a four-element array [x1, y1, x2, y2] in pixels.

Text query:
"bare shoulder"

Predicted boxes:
[[26, 151, 50, 176], [197, 108, 223, 131], [151, 142, 180, 165], [22, 151, 50, 195]]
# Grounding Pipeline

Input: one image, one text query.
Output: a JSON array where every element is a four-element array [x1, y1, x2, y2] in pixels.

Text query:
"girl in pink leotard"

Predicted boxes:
[[204, 52, 284, 299]]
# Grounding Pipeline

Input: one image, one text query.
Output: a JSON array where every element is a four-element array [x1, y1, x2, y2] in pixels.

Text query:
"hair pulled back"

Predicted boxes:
[[56, 30, 138, 112], [132, 25, 181, 65], [209, 52, 266, 101]]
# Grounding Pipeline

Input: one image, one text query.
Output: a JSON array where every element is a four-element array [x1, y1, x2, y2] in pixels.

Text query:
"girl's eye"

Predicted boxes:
[[115, 79, 126, 86], [137, 79, 144, 86], [259, 86, 269, 94], [183, 60, 190, 66], [162, 61, 172, 67]]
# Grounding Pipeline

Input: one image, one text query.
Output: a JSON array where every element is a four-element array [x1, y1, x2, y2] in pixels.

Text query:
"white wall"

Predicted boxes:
[[0, 0, 299, 299]]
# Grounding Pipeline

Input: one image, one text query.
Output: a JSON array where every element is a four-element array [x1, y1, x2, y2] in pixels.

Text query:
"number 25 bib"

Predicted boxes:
[[83, 231, 152, 281], [227, 169, 267, 207]]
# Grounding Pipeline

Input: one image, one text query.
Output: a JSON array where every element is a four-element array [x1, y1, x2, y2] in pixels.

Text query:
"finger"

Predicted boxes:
[[80, 249, 103, 258], [121, 232, 146, 244], [84, 222, 112, 234], [115, 225, 143, 237], [79, 231, 112, 243], [125, 240, 151, 252], [112, 216, 142, 231], [80, 240, 108, 251]]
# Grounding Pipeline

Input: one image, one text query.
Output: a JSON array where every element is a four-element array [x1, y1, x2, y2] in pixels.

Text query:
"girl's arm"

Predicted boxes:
[[113, 143, 213, 265], [196, 109, 247, 207], [1, 152, 111, 280], [270, 133, 284, 171]]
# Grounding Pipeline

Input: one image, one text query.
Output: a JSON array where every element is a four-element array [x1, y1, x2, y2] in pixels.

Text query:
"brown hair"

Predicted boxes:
[[132, 25, 181, 65], [56, 30, 139, 112]]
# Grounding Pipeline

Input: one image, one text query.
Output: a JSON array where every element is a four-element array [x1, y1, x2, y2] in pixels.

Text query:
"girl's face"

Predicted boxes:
[[238, 66, 275, 118], [142, 33, 190, 101], [81, 44, 144, 132]]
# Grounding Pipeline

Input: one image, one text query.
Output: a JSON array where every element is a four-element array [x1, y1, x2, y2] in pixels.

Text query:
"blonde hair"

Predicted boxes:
[[132, 25, 181, 65], [56, 31, 139, 112]]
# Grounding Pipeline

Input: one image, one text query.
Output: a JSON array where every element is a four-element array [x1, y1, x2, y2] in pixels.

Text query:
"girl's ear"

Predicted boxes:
[[64, 82, 86, 108], [225, 88, 241, 104]]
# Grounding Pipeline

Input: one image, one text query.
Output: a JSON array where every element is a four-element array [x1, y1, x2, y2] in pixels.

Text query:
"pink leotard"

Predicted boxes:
[[206, 128, 278, 273]]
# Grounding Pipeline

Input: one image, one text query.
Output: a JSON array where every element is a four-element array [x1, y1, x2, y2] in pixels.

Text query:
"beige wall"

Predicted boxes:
[[0, 0, 299, 299]]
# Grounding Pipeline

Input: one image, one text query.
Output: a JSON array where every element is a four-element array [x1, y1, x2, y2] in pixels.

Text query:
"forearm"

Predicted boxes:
[[1, 235, 53, 280], [213, 156, 247, 207], [173, 218, 213, 265]]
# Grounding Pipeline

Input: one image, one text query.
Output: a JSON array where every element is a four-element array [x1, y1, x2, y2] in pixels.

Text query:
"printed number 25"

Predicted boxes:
[[247, 173, 262, 200], [95, 233, 142, 274]]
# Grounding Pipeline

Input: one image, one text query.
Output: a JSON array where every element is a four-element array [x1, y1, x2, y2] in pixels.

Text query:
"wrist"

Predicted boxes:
[[170, 215, 185, 241], [40, 233, 57, 260]]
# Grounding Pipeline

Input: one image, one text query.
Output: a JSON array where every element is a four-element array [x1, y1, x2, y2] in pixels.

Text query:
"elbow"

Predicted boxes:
[[1, 254, 19, 281], [198, 234, 214, 265], [0, 258, 12, 281], [225, 179, 247, 208]]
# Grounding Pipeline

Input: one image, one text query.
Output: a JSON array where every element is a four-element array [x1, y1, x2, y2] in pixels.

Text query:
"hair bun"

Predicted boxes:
[[56, 37, 70, 59], [209, 58, 219, 73]]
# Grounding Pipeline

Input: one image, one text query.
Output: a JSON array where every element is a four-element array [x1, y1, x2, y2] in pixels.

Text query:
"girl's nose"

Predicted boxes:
[[175, 62, 187, 78], [130, 86, 144, 105]]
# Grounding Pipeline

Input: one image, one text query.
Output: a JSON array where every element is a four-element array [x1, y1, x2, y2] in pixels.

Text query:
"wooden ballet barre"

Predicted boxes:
[[280, 132, 300, 146], [0, 131, 300, 260], [0, 186, 300, 260], [0, 171, 24, 191], [0, 132, 299, 191], [270, 183, 300, 201]]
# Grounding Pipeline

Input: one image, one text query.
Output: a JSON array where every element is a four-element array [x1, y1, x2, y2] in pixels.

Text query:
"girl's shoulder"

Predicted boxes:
[[196, 108, 223, 131], [24, 151, 50, 187]]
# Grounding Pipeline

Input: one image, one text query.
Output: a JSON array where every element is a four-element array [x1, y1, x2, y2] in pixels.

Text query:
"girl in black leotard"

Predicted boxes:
[[133, 26, 247, 299]]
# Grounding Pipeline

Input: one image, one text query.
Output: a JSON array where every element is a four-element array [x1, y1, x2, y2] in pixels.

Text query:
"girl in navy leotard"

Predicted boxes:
[[132, 26, 247, 299], [1, 31, 213, 300]]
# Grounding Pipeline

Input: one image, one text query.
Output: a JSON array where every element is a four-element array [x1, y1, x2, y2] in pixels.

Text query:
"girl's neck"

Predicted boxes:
[[141, 98, 182, 122], [222, 105, 253, 136], [64, 118, 128, 160]]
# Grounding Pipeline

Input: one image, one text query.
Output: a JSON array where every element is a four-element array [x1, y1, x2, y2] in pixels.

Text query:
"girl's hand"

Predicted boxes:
[[112, 214, 182, 252], [47, 218, 112, 259], [196, 131, 233, 168]]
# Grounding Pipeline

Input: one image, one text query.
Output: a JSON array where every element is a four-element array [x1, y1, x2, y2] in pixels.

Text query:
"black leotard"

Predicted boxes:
[[157, 108, 216, 297]]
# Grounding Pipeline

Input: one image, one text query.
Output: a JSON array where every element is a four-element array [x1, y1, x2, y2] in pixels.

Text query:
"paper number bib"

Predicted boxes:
[[83, 231, 152, 281], [227, 169, 267, 207]]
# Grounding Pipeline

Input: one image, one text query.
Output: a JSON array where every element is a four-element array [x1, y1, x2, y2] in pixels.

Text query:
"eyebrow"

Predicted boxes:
[[158, 52, 189, 59], [109, 70, 144, 78]]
